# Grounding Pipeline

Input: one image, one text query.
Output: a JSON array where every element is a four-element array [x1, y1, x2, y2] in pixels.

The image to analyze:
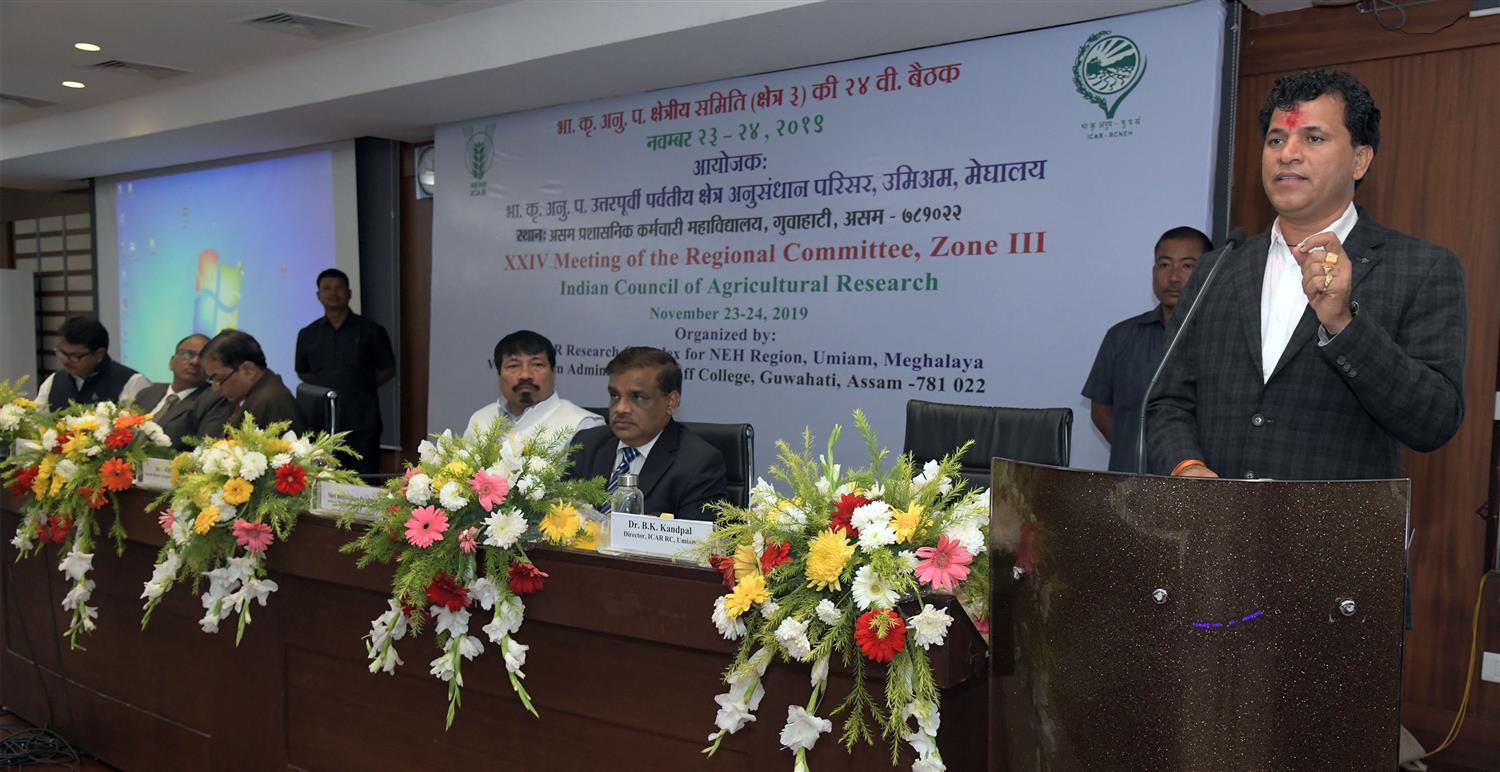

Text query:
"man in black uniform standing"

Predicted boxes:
[[294, 269, 395, 476]]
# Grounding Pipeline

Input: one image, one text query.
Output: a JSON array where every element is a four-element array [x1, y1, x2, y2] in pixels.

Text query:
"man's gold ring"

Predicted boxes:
[[1324, 251, 1340, 265]]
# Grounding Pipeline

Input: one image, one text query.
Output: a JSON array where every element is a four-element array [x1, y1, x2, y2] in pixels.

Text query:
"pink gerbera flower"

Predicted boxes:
[[232, 519, 275, 553], [458, 527, 478, 554], [158, 509, 176, 535], [404, 505, 449, 548], [913, 534, 973, 592], [469, 469, 510, 512]]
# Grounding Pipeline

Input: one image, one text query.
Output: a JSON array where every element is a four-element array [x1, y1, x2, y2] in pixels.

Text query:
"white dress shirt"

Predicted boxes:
[[613, 430, 662, 477], [1260, 202, 1358, 382], [148, 385, 200, 416]]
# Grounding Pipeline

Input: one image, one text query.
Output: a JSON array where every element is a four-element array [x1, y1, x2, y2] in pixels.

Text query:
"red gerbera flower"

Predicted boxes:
[[508, 561, 549, 595], [41, 514, 72, 545], [708, 554, 737, 588], [99, 457, 134, 491], [274, 463, 307, 496], [78, 485, 108, 510], [9, 466, 39, 498], [424, 572, 470, 612], [854, 608, 907, 663], [830, 493, 869, 539], [759, 541, 792, 575], [104, 427, 135, 449]]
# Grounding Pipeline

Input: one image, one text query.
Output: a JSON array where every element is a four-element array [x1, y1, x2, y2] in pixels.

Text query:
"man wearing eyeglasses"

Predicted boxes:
[[133, 334, 233, 450], [201, 329, 306, 434], [37, 316, 151, 410], [567, 347, 726, 521]]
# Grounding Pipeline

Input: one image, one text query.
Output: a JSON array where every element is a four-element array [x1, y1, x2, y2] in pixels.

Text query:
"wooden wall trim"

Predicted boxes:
[[1241, 0, 1500, 75], [399, 143, 433, 461]]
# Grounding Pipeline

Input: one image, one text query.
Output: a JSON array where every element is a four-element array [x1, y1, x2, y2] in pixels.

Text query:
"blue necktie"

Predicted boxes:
[[600, 446, 639, 514]]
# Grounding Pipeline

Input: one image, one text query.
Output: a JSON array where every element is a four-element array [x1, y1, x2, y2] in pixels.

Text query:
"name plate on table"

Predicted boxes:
[[311, 481, 383, 520], [608, 513, 711, 563], [138, 458, 173, 491]]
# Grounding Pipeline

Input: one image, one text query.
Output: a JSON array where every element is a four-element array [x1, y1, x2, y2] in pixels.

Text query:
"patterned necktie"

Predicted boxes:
[[160, 392, 179, 416], [600, 446, 640, 514]]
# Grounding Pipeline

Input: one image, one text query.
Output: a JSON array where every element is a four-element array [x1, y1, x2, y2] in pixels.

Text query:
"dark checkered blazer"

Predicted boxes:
[[1147, 209, 1465, 480]]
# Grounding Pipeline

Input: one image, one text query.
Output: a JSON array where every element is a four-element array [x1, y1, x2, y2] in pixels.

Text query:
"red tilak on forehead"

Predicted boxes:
[[1278, 106, 1304, 129]]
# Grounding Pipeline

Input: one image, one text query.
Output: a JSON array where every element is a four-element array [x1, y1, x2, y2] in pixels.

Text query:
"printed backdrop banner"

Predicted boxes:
[[432, 0, 1225, 472]]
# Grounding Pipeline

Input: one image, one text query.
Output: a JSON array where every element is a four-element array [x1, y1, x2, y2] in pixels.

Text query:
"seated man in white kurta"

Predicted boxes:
[[463, 330, 604, 447]]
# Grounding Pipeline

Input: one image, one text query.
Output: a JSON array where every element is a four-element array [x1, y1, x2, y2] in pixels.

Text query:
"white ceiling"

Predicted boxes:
[[0, 0, 1186, 191]]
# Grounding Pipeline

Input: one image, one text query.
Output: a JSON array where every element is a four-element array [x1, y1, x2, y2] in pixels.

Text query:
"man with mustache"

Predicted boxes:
[[463, 330, 603, 446], [1083, 225, 1209, 472], [1148, 69, 1465, 480], [567, 347, 727, 521], [134, 333, 232, 450]]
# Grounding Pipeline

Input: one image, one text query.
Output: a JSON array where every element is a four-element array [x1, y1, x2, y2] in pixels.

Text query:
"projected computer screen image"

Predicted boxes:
[[102, 147, 356, 384]]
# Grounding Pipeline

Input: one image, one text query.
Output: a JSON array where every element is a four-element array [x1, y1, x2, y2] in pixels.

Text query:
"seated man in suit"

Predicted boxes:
[[567, 347, 727, 521], [463, 330, 604, 446], [37, 316, 151, 410], [201, 329, 306, 434], [135, 333, 233, 450]]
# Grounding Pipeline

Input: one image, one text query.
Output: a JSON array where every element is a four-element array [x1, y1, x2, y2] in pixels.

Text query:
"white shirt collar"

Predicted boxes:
[[616, 426, 665, 472], [1270, 201, 1359, 251], [502, 390, 558, 422]]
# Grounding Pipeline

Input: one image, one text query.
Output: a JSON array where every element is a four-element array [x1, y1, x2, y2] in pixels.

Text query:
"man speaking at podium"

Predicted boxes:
[[1148, 69, 1466, 480]]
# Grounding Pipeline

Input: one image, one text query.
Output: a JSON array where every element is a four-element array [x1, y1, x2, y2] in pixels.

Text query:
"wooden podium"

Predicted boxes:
[[0, 491, 987, 771], [988, 458, 1409, 770]]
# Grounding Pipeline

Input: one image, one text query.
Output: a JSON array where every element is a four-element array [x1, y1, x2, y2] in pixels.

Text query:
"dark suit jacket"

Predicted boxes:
[[226, 369, 307, 435], [567, 420, 728, 521], [135, 383, 233, 451], [1147, 210, 1465, 480]]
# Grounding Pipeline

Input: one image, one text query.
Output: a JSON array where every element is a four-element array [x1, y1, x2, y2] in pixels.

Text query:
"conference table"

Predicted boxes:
[[0, 490, 987, 771]]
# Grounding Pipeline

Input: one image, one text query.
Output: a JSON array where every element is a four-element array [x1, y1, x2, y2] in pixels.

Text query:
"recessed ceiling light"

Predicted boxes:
[[61, 81, 86, 89], [74, 42, 102, 52]]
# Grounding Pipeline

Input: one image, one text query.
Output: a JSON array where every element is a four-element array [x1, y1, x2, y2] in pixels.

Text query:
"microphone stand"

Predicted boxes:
[[1135, 228, 1246, 474]]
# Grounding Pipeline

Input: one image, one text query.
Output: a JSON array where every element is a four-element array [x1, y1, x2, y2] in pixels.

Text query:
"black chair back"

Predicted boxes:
[[295, 383, 339, 434], [679, 421, 754, 509], [903, 399, 1072, 490]]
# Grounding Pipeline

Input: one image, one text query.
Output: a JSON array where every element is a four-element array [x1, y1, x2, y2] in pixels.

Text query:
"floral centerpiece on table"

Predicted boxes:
[[0, 377, 50, 454], [140, 414, 360, 643], [702, 411, 989, 772], [340, 420, 605, 727], [2, 400, 171, 647]]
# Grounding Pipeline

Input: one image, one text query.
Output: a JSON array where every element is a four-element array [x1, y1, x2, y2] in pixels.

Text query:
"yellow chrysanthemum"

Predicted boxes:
[[72, 418, 99, 432], [733, 543, 762, 581], [62, 433, 90, 456], [722, 573, 769, 618], [890, 503, 924, 543], [571, 520, 601, 551], [222, 477, 253, 506], [213, 439, 235, 450], [39, 455, 57, 476], [805, 529, 855, 591], [539, 501, 581, 543], [444, 460, 471, 479], [431, 477, 453, 493], [193, 487, 213, 508], [49, 475, 65, 497], [12, 397, 38, 409], [193, 508, 218, 535], [264, 438, 291, 454], [31, 472, 49, 498], [170, 452, 192, 485]]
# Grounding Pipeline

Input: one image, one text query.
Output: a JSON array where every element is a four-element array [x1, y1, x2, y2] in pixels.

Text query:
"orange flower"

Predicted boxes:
[[113, 413, 146, 430], [100, 457, 135, 492]]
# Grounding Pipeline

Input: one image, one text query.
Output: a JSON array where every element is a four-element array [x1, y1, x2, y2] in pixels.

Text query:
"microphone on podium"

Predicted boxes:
[[1134, 227, 1247, 474]]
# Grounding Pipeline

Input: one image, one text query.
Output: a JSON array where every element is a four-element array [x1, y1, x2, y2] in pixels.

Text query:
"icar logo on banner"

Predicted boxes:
[[1074, 31, 1147, 141], [463, 123, 496, 196]]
